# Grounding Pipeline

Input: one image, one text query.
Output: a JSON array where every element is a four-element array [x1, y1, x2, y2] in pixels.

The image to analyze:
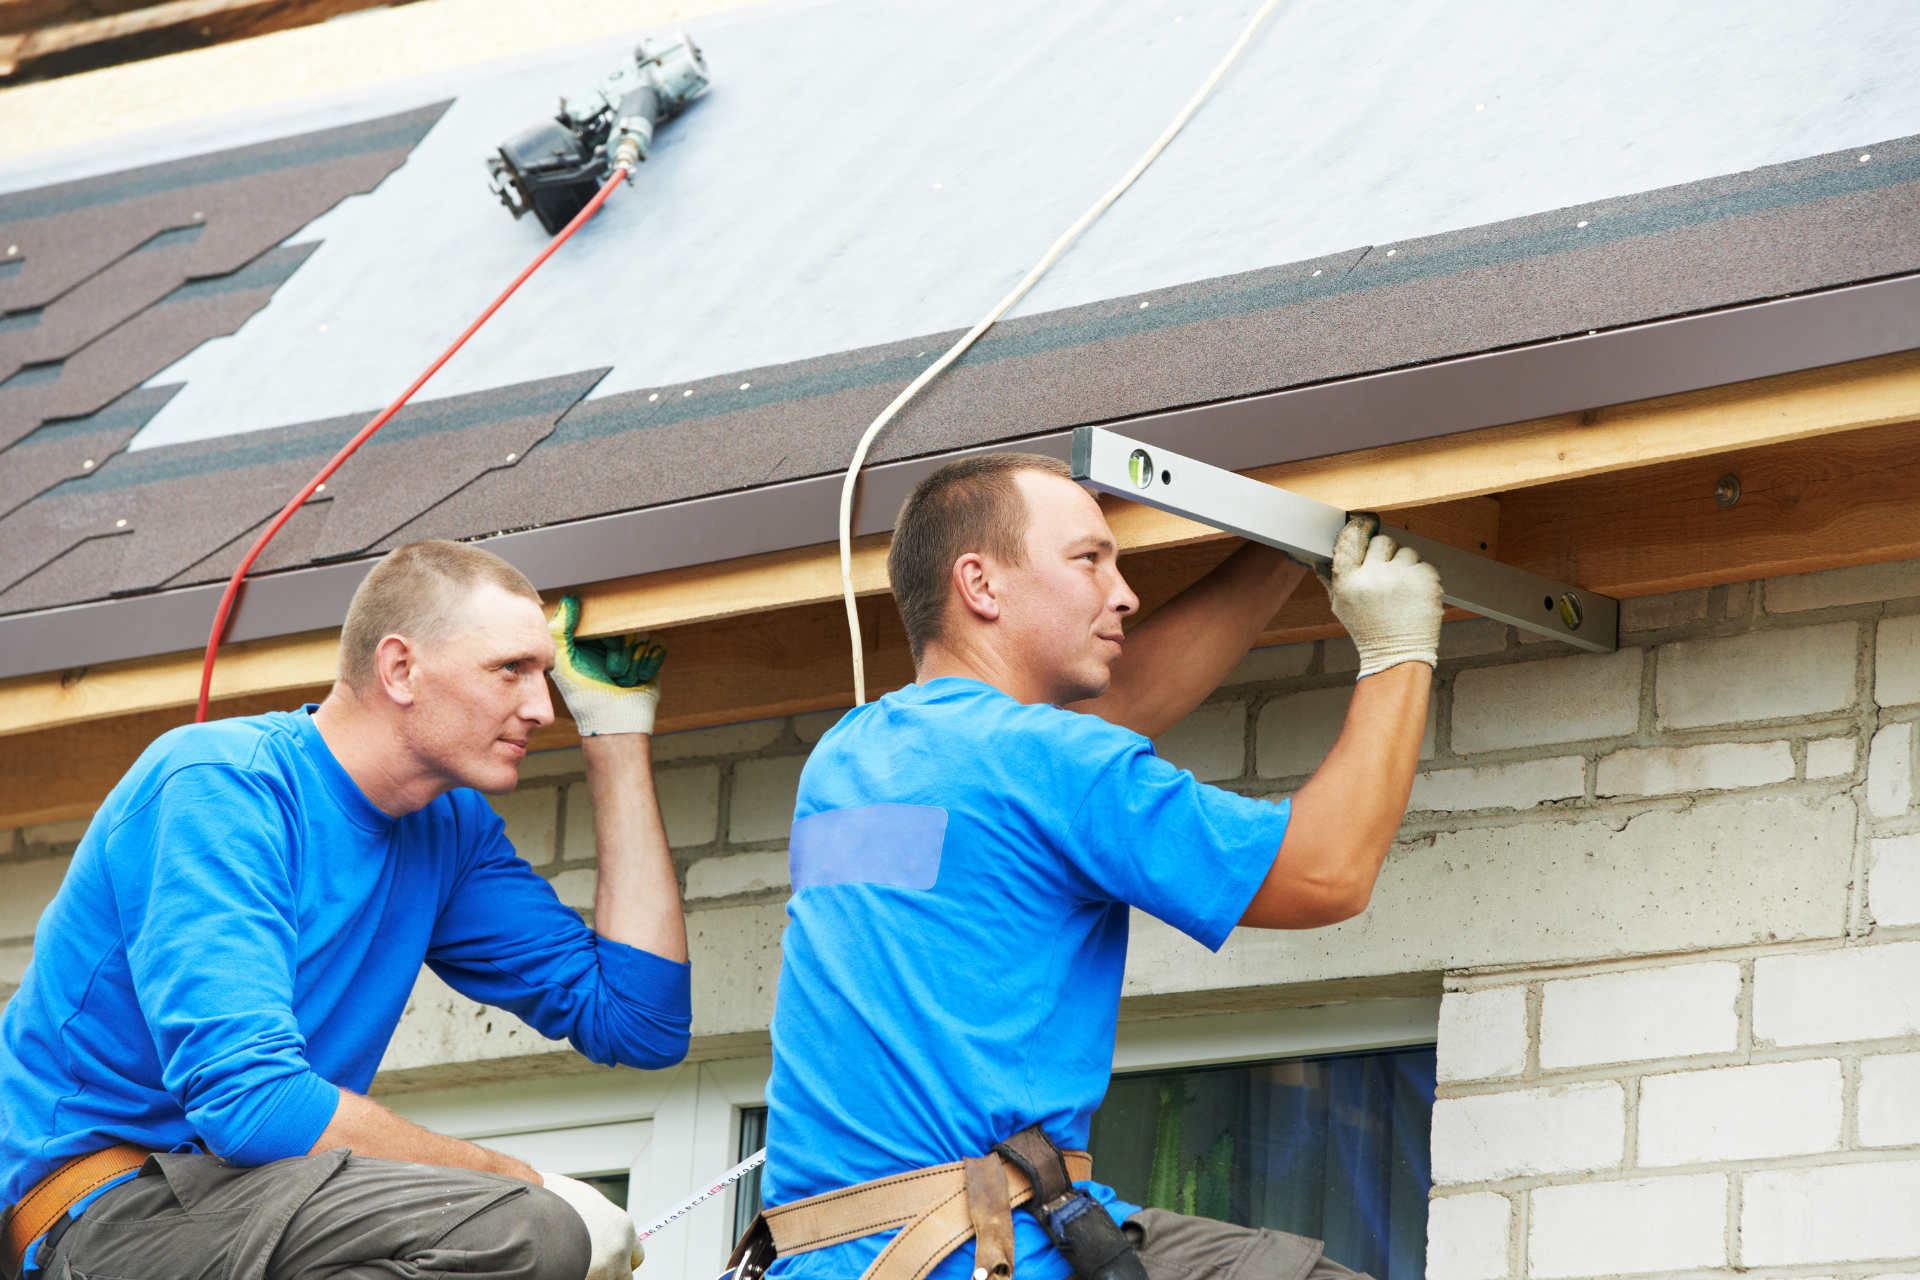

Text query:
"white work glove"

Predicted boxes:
[[548, 595, 666, 736], [539, 1171, 645, 1280], [1316, 514, 1444, 679]]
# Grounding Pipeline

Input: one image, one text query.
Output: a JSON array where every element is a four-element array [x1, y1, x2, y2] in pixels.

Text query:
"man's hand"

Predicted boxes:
[[308, 1088, 543, 1182], [538, 1172, 645, 1280], [549, 596, 666, 736], [1317, 515, 1443, 680]]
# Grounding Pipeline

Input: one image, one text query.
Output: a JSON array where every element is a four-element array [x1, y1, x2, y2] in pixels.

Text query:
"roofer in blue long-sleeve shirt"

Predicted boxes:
[[0, 541, 685, 1280]]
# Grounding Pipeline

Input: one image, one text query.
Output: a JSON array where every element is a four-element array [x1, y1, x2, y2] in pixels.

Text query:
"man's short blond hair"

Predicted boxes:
[[339, 540, 542, 689]]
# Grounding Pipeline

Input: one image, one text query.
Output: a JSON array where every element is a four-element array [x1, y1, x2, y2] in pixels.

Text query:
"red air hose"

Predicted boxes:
[[193, 163, 632, 722]]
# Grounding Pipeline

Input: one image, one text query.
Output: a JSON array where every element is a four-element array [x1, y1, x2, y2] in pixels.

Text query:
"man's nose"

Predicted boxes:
[[527, 674, 557, 728]]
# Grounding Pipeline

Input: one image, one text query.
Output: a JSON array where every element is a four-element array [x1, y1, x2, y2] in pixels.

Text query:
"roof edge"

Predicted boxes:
[[4, 269, 1918, 683]]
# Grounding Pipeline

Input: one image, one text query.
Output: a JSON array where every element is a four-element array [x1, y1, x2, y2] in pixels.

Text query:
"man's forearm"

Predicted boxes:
[[582, 733, 689, 963], [1241, 661, 1430, 928], [1074, 542, 1305, 738], [308, 1088, 539, 1182]]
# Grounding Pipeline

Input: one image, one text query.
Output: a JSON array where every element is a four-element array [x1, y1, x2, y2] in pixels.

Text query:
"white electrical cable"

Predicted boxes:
[[637, 1147, 767, 1240], [835, 0, 1287, 704]]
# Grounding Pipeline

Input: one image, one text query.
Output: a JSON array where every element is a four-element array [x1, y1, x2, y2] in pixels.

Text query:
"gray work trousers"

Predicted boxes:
[[1123, 1209, 1371, 1280], [33, 1150, 589, 1280]]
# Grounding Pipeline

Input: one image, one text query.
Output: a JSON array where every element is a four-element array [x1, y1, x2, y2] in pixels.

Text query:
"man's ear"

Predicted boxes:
[[373, 633, 420, 707], [951, 552, 1001, 622]]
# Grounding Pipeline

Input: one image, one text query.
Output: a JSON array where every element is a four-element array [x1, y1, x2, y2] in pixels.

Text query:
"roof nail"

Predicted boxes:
[[1577, 220, 1588, 228], [739, 382, 751, 390], [649, 392, 659, 401], [114, 518, 127, 528], [506, 452, 517, 462], [1138, 301, 1149, 309], [683, 389, 693, 397], [82, 459, 94, 469]]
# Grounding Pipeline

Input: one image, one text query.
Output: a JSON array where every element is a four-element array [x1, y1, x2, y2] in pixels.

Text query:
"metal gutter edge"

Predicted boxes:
[[4, 270, 1918, 684]]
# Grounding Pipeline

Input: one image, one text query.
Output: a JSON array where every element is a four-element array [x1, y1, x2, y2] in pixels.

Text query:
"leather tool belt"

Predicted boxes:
[[727, 1130, 1092, 1280], [2, 1144, 148, 1275]]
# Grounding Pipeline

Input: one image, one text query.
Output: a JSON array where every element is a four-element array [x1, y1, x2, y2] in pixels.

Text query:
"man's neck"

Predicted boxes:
[[915, 642, 1053, 706], [309, 686, 447, 818]]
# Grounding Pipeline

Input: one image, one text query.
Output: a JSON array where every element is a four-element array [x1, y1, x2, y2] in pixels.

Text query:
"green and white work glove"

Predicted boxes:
[[1316, 514, 1444, 679], [537, 1170, 644, 1280], [549, 595, 666, 736]]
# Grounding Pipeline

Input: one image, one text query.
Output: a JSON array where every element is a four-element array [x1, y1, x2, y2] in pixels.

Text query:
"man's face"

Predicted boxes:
[[401, 584, 556, 795], [995, 471, 1140, 704]]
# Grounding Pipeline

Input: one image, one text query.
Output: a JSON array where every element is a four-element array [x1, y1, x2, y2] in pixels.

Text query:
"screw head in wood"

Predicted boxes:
[[1714, 475, 1741, 508]]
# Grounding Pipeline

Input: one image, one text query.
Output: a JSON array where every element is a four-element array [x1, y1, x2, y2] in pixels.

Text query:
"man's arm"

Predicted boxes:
[[582, 732, 688, 962], [1240, 518, 1445, 929], [306, 1089, 540, 1181], [1240, 662, 1429, 927], [1071, 542, 1306, 739]]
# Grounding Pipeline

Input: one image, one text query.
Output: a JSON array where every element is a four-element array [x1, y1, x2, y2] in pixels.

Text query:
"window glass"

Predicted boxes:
[[1087, 1047, 1436, 1280], [578, 1172, 631, 1210], [735, 1105, 769, 1243]]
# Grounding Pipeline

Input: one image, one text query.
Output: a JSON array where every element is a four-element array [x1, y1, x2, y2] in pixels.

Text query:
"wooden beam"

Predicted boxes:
[[1497, 414, 1920, 596], [0, 627, 338, 738]]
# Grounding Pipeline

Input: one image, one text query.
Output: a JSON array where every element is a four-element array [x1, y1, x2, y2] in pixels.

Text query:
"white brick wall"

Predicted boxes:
[[1868, 722, 1914, 817], [1870, 833, 1920, 927], [1451, 648, 1641, 752], [1437, 987, 1528, 1082], [1256, 683, 1435, 778], [487, 786, 558, 866], [1754, 942, 1920, 1045], [1594, 741, 1793, 797], [1767, 560, 1920, 613], [1431, 1081, 1625, 1183], [1410, 757, 1584, 812], [1742, 1160, 1920, 1265], [1858, 1051, 1920, 1147], [686, 850, 790, 900], [0, 856, 70, 939], [1806, 735, 1856, 778], [729, 755, 807, 843], [1876, 613, 1920, 707], [1441, 944, 1920, 1280], [1654, 623, 1857, 729], [1636, 1059, 1842, 1164], [1427, 1192, 1512, 1280], [1538, 963, 1740, 1068], [1155, 704, 1246, 782], [1527, 1174, 1726, 1278]]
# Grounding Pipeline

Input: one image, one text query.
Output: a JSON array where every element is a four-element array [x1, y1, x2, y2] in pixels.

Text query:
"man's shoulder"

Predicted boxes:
[[803, 680, 1147, 807], [102, 712, 308, 815]]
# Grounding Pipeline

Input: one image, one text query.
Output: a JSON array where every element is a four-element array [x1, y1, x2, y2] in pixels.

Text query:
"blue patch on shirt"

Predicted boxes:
[[789, 803, 947, 890]]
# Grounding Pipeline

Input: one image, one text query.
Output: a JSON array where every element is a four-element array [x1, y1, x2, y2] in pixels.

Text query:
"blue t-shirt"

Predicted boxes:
[[764, 679, 1290, 1280], [0, 708, 692, 1213]]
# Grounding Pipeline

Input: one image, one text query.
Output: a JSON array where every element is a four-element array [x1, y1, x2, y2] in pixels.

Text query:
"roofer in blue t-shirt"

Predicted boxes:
[[738, 453, 1443, 1280], [1, 541, 690, 1280]]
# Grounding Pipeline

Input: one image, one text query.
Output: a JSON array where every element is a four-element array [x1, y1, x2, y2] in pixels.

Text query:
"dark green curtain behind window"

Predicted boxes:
[[1087, 1047, 1436, 1280], [736, 1105, 769, 1244]]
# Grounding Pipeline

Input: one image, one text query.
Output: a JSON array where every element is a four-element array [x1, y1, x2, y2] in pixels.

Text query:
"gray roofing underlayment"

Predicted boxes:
[[1, 0, 1919, 669]]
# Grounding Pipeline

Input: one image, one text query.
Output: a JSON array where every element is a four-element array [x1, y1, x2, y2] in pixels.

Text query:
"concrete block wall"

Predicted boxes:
[[6, 554, 1920, 1108]]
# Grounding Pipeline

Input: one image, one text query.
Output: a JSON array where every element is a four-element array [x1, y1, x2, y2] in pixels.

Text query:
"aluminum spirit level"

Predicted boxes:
[[1071, 427, 1620, 653]]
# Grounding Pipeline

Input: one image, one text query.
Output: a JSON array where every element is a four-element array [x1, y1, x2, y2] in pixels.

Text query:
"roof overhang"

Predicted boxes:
[[3, 268, 1918, 683]]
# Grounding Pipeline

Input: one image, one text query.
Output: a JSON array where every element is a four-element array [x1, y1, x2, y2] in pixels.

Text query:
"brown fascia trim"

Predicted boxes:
[[3, 269, 1918, 683]]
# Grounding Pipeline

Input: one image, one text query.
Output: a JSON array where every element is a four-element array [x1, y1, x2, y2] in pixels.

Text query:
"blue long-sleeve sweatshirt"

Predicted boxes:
[[0, 707, 692, 1211]]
